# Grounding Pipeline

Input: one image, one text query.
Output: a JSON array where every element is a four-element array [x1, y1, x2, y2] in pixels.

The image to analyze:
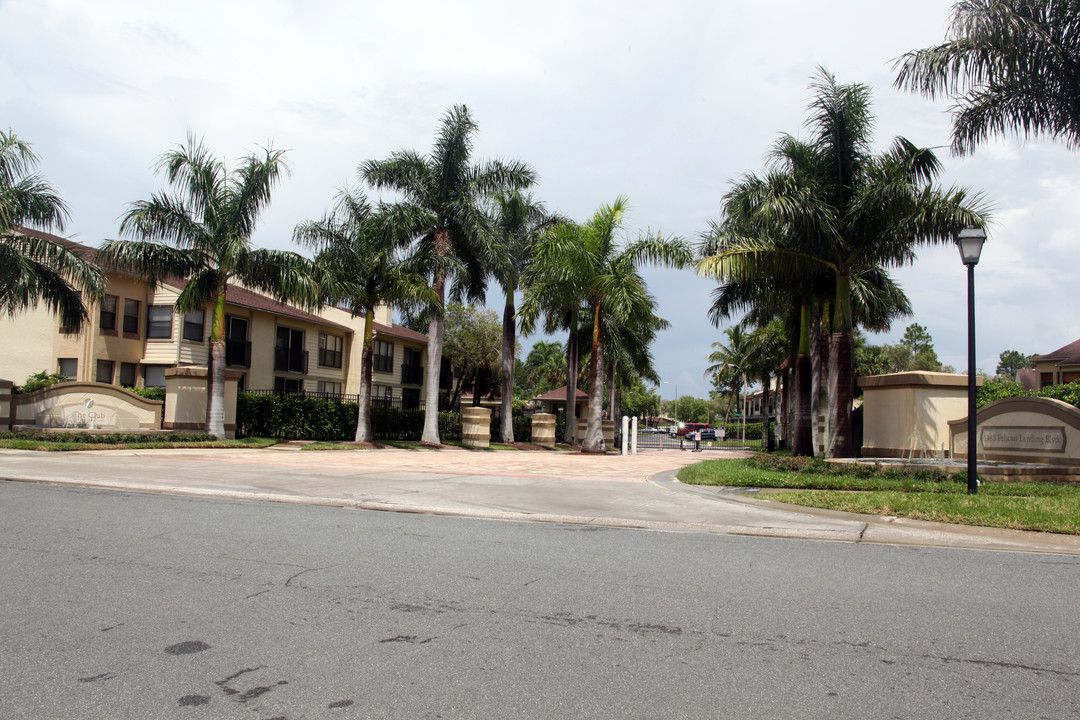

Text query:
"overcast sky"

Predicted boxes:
[[4, 0, 1077, 400]]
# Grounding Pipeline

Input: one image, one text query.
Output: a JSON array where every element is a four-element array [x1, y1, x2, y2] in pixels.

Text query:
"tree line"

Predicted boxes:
[[5, 1, 1076, 454]]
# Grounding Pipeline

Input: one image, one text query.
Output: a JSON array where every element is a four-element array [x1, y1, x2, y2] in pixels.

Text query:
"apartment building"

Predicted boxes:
[[1, 231, 427, 404]]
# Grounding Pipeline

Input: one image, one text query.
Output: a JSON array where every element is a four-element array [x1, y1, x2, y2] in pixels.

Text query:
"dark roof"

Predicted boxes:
[[1017, 368, 1038, 391], [14, 227, 99, 261], [1033, 338, 1080, 367], [160, 278, 351, 332], [373, 321, 428, 344], [534, 386, 588, 402]]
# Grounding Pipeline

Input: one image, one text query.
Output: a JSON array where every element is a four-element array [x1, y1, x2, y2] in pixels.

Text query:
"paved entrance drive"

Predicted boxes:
[[3, 445, 1079, 554]]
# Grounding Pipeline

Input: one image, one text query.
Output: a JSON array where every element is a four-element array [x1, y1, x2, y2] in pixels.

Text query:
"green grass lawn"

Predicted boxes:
[[679, 455, 1080, 535]]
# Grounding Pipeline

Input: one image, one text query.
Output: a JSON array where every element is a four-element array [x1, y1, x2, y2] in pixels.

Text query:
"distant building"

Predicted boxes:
[[532, 386, 587, 418], [1032, 339, 1080, 389], [0, 230, 426, 407]]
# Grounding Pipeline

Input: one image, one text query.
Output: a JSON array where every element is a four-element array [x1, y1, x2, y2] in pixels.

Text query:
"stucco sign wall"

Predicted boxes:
[[12, 382, 162, 430], [950, 397, 1080, 465]]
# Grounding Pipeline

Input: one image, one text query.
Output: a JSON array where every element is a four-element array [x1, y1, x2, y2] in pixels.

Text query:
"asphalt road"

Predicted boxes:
[[2, 482, 1078, 719]]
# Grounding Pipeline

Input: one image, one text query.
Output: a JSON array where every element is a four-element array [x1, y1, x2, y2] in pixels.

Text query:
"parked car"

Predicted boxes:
[[677, 422, 715, 440]]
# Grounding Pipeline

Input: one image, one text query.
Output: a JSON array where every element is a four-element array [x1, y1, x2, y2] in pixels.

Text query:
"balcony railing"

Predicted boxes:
[[274, 347, 308, 374], [226, 339, 251, 368], [400, 363, 423, 385]]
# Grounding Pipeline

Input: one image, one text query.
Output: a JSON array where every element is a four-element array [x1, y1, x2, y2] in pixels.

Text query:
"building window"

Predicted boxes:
[[119, 362, 137, 387], [274, 376, 303, 393], [402, 387, 421, 410], [401, 346, 423, 385], [372, 384, 393, 407], [123, 299, 141, 336], [374, 339, 394, 373], [58, 358, 77, 380], [144, 365, 167, 388], [1064, 372, 1080, 384], [275, 327, 307, 373], [226, 316, 251, 367], [183, 309, 205, 342], [96, 360, 114, 384], [317, 381, 342, 396], [99, 295, 117, 332], [1040, 372, 1055, 388], [147, 305, 172, 339], [319, 333, 343, 368]]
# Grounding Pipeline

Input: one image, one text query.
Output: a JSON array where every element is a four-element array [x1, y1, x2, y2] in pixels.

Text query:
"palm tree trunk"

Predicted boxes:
[[355, 307, 375, 443], [421, 273, 445, 444], [500, 289, 515, 443], [762, 370, 773, 452], [564, 309, 578, 444], [827, 273, 855, 458], [583, 303, 605, 453], [606, 358, 616, 419], [205, 288, 228, 439], [791, 302, 813, 456], [809, 303, 824, 456]]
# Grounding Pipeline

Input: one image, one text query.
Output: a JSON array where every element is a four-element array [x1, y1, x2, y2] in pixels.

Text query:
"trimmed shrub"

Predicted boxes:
[[0, 431, 213, 444]]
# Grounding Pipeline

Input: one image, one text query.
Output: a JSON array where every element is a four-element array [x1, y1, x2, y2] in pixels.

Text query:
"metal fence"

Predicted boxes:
[[633, 430, 763, 452]]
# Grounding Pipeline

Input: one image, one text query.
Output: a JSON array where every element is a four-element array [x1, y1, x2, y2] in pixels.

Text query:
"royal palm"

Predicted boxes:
[[294, 188, 436, 443], [1, 130, 103, 332], [100, 135, 321, 438], [361, 105, 535, 444]]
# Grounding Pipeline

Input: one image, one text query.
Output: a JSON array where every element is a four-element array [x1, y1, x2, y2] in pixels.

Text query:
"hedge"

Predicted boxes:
[[236, 392, 548, 442]]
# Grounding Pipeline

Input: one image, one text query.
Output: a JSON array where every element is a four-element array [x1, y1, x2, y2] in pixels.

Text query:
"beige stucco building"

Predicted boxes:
[[0, 231, 427, 407]]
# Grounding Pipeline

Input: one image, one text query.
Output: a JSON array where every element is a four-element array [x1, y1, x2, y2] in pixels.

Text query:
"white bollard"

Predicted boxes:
[[621, 416, 629, 455], [631, 416, 638, 454]]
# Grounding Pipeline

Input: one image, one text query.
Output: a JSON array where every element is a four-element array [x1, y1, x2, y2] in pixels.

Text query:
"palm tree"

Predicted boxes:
[[700, 69, 988, 458], [488, 190, 559, 443], [704, 325, 754, 433], [894, 0, 1080, 154], [519, 221, 588, 445], [361, 105, 536, 444], [99, 135, 322, 439], [744, 320, 789, 451], [521, 340, 566, 396], [294, 188, 436, 443], [1, 130, 103, 331], [522, 197, 691, 453]]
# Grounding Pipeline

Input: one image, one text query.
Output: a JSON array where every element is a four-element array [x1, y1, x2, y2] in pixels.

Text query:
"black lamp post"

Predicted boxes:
[[957, 227, 987, 495]]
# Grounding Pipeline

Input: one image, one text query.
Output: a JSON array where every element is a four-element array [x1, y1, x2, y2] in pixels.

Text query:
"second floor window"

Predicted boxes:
[[319, 333, 343, 368], [99, 295, 117, 331], [123, 299, 141, 336], [183, 309, 205, 342], [374, 339, 393, 373], [147, 305, 172, 339]]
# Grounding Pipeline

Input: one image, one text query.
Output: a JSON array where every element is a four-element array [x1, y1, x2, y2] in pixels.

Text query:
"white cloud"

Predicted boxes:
[[3, 0, 1078, 397]]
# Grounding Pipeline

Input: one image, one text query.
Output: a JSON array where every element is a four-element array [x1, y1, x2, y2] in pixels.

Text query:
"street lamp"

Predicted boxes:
[[957, 226, 986, 495]]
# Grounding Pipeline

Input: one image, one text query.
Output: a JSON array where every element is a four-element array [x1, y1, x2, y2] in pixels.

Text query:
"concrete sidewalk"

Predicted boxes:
[[2, 444, 1079, 555]]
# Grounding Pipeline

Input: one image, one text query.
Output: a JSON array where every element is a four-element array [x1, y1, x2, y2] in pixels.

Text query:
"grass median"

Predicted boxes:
[[678, 455, 1080, 535]]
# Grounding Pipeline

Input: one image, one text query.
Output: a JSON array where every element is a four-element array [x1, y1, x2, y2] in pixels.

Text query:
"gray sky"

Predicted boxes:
[[4, 0, 1077, 399]]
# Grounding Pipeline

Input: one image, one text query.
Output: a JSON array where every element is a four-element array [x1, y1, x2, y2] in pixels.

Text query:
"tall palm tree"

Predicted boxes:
[[522, 197, 691, 453], [294, 188, 437, 443], [361, 105, 536, 444], [744, 320, 788, 451], [519, 221, 588, 444], [99, 135, 321, 439], [704, 325, 755, 431], [488, 190, 559, 443], [700, 69, 988, 458], [1, 130, 103, 331], [894, 0, 1080, 154]]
